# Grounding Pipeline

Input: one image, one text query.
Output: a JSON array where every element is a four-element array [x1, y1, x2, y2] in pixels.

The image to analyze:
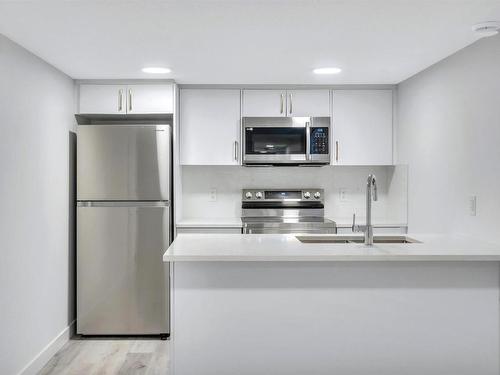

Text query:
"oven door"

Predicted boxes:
[[242, 216, 337, 234], [243, 117, 309, 164], [242, 221, 337, 234]]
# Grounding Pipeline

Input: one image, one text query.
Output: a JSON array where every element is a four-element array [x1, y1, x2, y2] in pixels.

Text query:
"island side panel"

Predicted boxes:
[[171, 261, 499, 375]]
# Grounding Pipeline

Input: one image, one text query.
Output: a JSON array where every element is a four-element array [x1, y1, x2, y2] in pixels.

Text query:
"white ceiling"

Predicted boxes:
[[1, 0, 499, 84]]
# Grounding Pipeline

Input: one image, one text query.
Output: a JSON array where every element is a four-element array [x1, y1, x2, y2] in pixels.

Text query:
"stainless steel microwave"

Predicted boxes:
[[242, 117, 330, 166]]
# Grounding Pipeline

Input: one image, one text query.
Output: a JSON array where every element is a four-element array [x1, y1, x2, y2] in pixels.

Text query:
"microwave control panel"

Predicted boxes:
[[310, 127, 329, 154]]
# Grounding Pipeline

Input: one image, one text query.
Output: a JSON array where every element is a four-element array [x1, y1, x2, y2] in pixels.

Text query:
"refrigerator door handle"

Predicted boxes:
[[77, 201, 169, 207]]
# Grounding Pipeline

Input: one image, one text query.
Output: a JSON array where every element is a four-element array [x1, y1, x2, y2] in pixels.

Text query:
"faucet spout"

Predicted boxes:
[[352, 174, 378, 245], [371, 176, 378, 202], [365, 174, 377, 245]]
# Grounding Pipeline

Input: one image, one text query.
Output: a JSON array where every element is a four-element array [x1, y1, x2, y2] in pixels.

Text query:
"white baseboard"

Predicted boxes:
[[18, 321, 74, 375]]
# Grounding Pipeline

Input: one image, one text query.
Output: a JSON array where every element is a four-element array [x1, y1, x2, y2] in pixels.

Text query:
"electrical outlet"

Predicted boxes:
[[468, 195, 477, 216], [209, 188, 217, 202], [339, 188, 348, 202]]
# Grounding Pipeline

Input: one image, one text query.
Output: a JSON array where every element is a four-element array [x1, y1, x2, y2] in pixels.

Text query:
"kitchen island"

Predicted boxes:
[[164, 234, 500, 375]]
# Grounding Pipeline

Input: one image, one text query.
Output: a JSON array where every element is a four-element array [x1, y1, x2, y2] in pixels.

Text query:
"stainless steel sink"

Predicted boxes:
[[296, 235, 421, 244], [298, 238, 352, 244], [371, 237, 420, 244]]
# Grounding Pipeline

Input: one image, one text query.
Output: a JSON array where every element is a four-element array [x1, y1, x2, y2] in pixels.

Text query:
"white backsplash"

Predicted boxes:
[[180, 165, 408, 225]]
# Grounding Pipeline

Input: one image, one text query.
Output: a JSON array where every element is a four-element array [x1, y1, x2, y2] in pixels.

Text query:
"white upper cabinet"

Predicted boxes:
[[79, 84, 126, 114], [242, 90, 286, 117], [242, 89, 330, 117], [79, 83, 173, 114], [180, 89, 241, 165], [126, 84, 173, 114], [286, 90, 330, 117], [333, 90, 393, 165]]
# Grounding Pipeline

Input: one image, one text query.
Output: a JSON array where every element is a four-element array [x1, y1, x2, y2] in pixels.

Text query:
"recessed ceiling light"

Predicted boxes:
[[313, 67, 342, 75], [142, 67, 172, 74], [472, 21, 500, 37]]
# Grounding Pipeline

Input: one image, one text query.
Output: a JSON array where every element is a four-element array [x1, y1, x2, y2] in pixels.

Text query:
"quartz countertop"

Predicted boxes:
[[334, 219, 407, 228], [176, 217, 407, 229], [163, 233, 500, 262]]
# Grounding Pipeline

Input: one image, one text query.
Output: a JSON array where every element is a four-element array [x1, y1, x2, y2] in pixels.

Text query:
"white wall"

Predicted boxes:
[[0, 34, 76, 374], [397, 34, 500, 236], [181, 165, 407, 225]]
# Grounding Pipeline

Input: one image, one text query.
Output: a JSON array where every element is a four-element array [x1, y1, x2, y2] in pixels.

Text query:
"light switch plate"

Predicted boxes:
[[209, 188, 217, 202], [469, 195, 477, 216]]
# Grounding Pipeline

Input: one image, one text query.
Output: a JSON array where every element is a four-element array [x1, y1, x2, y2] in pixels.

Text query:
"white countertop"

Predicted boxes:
[[176, 217, 407, 229], [163, 233, 500, 262], [334, 219, 407, 228]]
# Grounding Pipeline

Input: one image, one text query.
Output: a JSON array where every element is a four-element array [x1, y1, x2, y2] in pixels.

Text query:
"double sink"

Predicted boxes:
[[296, 235, 420, 244]]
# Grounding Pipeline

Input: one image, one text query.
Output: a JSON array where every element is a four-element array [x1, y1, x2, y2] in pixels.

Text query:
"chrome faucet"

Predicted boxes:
[[352, 174, 378, 245]]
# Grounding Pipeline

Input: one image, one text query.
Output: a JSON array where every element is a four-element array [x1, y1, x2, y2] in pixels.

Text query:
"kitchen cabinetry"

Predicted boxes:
[[126, 84, 174, 114], [79, 84, 126, 114], [242, 90, 285, 117], [333, 90, 393, 165], [180, 89, 241, 165], [242, 89, 330, 117], [286, 90, 330, 117], [79, 84, 173, 114]]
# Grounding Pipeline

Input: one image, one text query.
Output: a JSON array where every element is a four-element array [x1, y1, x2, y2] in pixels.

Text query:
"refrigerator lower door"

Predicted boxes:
[[77, 202, 170, 335]]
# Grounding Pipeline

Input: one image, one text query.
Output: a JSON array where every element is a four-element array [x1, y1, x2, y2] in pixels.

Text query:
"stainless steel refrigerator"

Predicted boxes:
[[76, 124, 171, 336]]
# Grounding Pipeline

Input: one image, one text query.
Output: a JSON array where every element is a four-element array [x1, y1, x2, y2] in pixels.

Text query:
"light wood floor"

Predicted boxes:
[[38, 338, 170, 375]]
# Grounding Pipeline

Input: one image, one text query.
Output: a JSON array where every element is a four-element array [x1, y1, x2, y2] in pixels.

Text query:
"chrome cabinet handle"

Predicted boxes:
[[128, 89, 132, 112], [234, 141, 239, 161], [118, 89, 123, 112], [289, 93, 293, 114], [335, 140, 339, 162], [280, 93, 284, 114]]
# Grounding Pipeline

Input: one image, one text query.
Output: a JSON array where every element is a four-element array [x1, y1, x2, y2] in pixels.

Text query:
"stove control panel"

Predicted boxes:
[[242, 189, 324, 202]]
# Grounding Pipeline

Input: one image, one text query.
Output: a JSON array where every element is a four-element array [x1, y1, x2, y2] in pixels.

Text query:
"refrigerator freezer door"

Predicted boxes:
[[77, 203, 170, 335], [77, 125, 171, 201]]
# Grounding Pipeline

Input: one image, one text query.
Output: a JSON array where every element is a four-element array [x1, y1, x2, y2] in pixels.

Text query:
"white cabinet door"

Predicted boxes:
[[242, 90, 286, 117], [286, 90, 330, 117], [126, 84, 173, 114], [243, 89, 330, 117], [79, 84, 126, 114], [333, 90, 393, 165], [180, 89, 241, 165]]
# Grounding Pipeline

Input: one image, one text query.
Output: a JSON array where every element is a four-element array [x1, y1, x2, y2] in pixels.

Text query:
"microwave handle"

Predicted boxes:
[[305, 122, 311, 160], [234, 140, 239, 162]]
